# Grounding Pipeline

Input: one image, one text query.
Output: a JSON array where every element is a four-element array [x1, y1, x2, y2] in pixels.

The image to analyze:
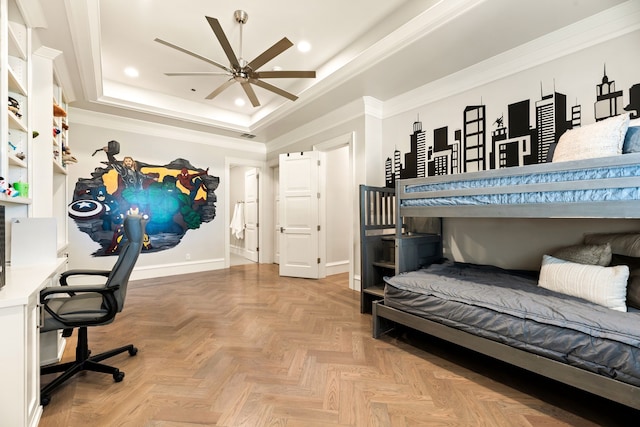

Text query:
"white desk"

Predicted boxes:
[[0, 258, 67, 427]]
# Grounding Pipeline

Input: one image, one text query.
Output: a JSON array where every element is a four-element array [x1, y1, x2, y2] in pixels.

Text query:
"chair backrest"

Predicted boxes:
[[106, 214, 145, 311]]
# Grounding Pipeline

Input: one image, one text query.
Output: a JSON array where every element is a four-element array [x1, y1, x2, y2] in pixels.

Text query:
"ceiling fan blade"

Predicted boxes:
[[250, 78, 298, 101], [165, 72, 230, 76], [241, 81, 260, 107], [246, 37, 293, 71], [155, 38, 232, 73], [206, 16, 240, 70], [205, 79, 235, 100], [254, 70, 316, 79]]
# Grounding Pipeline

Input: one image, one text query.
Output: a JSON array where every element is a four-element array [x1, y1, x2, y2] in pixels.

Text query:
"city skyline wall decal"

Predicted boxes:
[[385, 67, 640, 188]]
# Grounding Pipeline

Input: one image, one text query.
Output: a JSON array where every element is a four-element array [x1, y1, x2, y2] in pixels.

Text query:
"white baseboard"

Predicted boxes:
[[129, 258, 352, 283], [130, 258, 226, 280], [325, 260, 349, 276], [353, 275, 361, 292]]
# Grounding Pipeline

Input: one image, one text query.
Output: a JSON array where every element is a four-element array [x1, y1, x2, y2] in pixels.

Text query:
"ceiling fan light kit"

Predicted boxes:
[[155, 10, 316, 107]]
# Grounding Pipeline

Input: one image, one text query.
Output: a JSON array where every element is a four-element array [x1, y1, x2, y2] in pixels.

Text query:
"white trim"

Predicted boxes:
[[63, 0, 102, 100], [268, 157, 280, 265], [15, 0, 48, 29], [313, 132, 356, 290], [318, 150, 327, 279], [383, 0, 640, 118], [99, 80, 252, 132], [70, 108, 266, 154], [325, 260, 349, 276], [130, 258, 226, 281], [266, 97, 372, 152], [32, 46, 61, 60], [353, 274, 361, 292], [53, 56, 77, 103], [363, 96, 384, 119]]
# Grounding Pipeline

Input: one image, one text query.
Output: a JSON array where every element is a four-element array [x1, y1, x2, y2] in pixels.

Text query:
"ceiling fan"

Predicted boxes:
[[154, 10, 316, 107]]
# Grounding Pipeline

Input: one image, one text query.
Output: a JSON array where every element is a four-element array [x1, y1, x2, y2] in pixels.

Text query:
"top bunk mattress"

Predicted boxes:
[[384, 261, 640, 386], [398, 153, 640, 218]]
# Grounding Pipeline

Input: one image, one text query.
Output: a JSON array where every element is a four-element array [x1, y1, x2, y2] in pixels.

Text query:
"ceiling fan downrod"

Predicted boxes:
[[234, 10, 248, 68]]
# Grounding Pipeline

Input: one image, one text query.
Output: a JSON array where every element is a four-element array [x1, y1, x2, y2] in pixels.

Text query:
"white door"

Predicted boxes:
[[279, 151, 320, 278], [244, 168, 259, 262], [273, 166, 280, 264]]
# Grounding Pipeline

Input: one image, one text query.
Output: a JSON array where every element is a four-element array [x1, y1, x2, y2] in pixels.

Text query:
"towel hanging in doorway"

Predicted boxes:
[[230, 202, 245, 239]]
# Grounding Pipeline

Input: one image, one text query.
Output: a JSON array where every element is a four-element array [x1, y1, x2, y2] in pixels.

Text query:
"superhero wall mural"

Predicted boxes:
[[69, 140, 219, 256], [385, 66, 640, 187]]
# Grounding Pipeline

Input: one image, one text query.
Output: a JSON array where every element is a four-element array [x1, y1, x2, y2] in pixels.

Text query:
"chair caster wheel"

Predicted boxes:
[[41, 395, 51, 406], [129, 346, 138, 356], [113, 370, 125, 382]]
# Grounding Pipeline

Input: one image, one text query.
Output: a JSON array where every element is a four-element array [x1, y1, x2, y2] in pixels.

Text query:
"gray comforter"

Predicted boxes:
[[384, 261, 640, 386]]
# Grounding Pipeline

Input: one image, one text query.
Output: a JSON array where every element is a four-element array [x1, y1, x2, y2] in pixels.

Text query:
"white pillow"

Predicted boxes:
[[538, 254, 629, 311], [552, 113, 630, 162]]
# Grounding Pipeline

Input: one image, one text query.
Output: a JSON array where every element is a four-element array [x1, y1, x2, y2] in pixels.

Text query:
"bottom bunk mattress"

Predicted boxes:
[[383, 261, 640, 387]]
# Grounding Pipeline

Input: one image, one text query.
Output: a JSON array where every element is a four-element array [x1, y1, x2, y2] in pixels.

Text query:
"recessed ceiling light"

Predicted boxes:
[[272, 66, 283, 71], [297, 40, 311, 53], [234, 98, 246, 107], [124, 67, 139, 78]]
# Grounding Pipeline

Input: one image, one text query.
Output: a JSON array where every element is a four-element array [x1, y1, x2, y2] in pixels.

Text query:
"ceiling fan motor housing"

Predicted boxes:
[[234, 10, 248, 24]]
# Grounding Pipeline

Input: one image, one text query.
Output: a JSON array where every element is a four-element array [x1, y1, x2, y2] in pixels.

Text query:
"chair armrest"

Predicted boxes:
[[40, 284, 119, 301], [59, 269, 111, 286], [40, 285, 121, 327]]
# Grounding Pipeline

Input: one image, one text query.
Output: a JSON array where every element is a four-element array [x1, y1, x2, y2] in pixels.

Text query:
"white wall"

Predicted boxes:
[[324, 145, 350, 274], [66, 109, 265, 279]]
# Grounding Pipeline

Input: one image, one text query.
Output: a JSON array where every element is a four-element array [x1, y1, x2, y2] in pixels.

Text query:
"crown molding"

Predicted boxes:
[[98, 80, 251, 132], [64, 0, 102, 100], [363, 96, 384, 119], [265, 97, 379, 153], [71, 108, 266, 154], [33, 46, 61, 60], [15, 0, 47, 28]]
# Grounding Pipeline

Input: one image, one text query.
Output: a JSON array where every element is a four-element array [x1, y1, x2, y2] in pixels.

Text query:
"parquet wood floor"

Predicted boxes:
[[39, 264, 638, 426]]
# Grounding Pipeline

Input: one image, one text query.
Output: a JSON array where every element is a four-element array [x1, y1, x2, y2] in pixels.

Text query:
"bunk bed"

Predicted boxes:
[[371, 115, 640, 410]]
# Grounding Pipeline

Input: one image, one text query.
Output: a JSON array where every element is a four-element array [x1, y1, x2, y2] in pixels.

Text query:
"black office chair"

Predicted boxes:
[[40, 214, 145, 406]]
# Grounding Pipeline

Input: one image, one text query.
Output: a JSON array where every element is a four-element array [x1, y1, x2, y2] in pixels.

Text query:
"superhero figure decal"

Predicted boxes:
[[69, 140, 219, 256]]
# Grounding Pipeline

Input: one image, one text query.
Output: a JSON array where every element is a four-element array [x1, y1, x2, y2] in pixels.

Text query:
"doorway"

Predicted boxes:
[[273, 132, 354, 288], [229, 165, 259, 266], [225, 158, 265, 268], [321, 144, 351, 276]]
